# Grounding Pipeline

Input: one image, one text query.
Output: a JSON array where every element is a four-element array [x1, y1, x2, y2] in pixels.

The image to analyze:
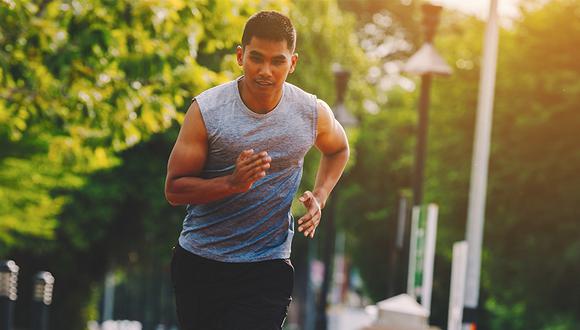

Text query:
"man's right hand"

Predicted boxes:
[[227, 149, 271, 193], [166, 101, 273, 205]]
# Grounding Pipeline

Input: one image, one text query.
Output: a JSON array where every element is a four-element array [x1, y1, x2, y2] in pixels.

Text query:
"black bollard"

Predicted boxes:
[[0, 260, 19, 330], [31, 272, 55, 330]]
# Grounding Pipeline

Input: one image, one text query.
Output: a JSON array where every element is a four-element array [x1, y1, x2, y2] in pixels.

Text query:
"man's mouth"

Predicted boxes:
[[256, 80, 274, 87]]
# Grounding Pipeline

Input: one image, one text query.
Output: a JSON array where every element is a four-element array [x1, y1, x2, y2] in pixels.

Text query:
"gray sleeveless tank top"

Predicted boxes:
[[178, 77, 318, 262]]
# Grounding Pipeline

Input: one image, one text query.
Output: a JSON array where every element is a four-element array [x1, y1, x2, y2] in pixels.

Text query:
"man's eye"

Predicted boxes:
[[250, 56, 262, 62]]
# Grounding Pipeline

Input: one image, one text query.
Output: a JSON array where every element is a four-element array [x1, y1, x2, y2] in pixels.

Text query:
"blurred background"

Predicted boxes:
[[1, 0, 579, 329]]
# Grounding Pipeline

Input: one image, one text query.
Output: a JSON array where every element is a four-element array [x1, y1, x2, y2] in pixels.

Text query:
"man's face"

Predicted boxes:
[[236, 37, 298, 95]]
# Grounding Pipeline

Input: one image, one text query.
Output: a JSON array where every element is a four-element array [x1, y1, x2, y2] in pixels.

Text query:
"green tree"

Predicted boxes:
[[0, 0, 261, 252], [483, 1, 580, 328], [340, 1, 580, 329], [427, 1, 580, 328], [2, 0, 374, 328], [1, 0, 279, 328], [334, 0, 422, 307]]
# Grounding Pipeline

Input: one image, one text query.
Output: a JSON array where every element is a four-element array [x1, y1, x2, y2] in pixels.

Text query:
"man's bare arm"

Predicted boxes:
[[164, 101, 271, 206], [297, 99, 350, 238]]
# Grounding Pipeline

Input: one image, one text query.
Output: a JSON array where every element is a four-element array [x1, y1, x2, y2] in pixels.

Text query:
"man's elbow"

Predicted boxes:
[[165, 194, 180, 206], [337, 143, 350, 161], [164, 190, 179, 206], [324, 144, 349, 160], [164, 180, 182, 206]]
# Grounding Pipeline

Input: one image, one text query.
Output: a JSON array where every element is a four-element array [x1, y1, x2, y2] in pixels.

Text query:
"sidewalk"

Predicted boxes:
[[327, 305, 375, 330]]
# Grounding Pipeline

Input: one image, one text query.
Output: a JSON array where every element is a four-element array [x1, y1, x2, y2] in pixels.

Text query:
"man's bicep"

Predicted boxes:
[[167, 100, 208, 179], [314, 100, 348, 155]]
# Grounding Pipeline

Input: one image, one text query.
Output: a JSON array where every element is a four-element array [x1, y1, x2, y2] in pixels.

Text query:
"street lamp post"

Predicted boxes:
[[401, 2, 451, 312], [315, 65, 356, 330], [403, 3, 452, 208]]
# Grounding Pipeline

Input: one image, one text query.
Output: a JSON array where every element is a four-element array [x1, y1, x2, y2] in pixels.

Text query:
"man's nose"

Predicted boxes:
[[258, 63, 272, 77]]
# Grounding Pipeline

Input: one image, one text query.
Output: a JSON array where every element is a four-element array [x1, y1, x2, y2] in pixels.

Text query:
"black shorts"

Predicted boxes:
[[170, 244, 294, 330]]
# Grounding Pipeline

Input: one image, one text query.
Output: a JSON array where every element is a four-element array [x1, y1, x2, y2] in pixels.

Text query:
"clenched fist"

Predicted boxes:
[[227, 149, 271, 193]]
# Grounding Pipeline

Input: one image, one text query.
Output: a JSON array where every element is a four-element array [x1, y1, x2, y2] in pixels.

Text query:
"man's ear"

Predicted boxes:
[[289, 53, 299, 73], [236, 45, 244, 66]]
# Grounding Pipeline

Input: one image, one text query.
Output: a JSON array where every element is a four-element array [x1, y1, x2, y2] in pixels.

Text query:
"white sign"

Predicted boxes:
[[407, 206, 421, 296], [407, 203, 439, 314], [421, 204, 439, 312]]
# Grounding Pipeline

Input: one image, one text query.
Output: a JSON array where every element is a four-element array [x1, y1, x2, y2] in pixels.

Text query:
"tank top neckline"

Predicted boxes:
[[234, 76, 286, 119]]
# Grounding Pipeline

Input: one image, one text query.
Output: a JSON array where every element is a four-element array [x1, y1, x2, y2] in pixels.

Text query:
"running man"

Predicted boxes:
[[165, 10, 349, 330]]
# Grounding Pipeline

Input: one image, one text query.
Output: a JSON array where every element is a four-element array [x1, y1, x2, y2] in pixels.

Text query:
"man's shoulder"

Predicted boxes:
[[284, 81, 317, 104], [195, 79, 237, 108], [198, 79, 237, 96]]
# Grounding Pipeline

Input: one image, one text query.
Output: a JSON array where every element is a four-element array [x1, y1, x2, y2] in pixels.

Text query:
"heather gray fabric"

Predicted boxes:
[[178, 76, 318, 262]]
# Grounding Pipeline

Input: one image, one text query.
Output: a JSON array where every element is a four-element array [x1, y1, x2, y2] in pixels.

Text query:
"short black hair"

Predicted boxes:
[[241, 11, 296, 51]]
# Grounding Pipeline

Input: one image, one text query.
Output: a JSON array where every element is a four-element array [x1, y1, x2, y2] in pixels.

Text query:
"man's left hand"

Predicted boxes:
[[297, 191, 321, 239]]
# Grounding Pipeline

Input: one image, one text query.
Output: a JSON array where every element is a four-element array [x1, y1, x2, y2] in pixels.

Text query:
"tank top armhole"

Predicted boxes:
[[192, 95, 219, 142], [311, 95, 318, 146]]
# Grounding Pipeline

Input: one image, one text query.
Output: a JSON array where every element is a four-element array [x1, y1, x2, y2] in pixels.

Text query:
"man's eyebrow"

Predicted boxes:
[[248, 50, 286, 60]]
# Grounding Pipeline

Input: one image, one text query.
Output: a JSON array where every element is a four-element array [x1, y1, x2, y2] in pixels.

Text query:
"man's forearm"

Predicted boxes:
[[165, 175, 239, 206], [312, 147, 350, 209]]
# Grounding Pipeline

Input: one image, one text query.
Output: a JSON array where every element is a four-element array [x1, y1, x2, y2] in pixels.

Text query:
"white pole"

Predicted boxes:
[[463, 0, 500, 326], [103, 271, 116, 321], [407, 206, 421, 296], [421, 204, 438, 312], [448, 241, 469, 330]]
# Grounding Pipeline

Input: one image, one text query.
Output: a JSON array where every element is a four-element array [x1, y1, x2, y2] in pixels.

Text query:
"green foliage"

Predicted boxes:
[[340, 1, 580, 328], [3, 0, 578, 328], [332, 0, 422, 305], [428, 1, 580, 328], [482, 1, 580, 327], [0, 0, 286, 328], [339, 86, 416, 301], [338, 0, 421, 48], [0, 133, 86, 252], [287, 0, 373, 212], [48, 133, 182, 329], [0, 0, 264, 250], [1, 0, 373, 328]]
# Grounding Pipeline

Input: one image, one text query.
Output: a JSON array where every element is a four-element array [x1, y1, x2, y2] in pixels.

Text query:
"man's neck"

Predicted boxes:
[[238, 78, 283, 114]]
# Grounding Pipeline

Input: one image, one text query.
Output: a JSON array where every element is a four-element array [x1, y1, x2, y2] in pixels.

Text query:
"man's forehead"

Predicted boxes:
[[244, 36, 293, 54]]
